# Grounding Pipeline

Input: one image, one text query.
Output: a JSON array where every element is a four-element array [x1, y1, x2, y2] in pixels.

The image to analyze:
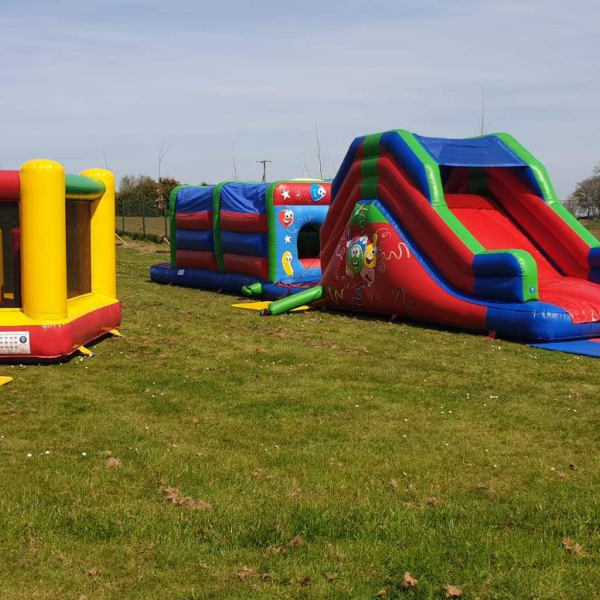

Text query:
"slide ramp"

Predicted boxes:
[[317, 129, 600, 349]]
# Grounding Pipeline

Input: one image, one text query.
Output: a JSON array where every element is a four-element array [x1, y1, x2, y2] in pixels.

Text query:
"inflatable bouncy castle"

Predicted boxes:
[[265, 130, 600, 357], [0, 160, 121, 359], [151, 180, 331, 298]]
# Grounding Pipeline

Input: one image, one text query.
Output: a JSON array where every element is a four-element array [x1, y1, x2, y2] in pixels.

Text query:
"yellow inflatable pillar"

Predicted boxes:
[[81, 169, 117, 300], [19, 160, 67, 321]]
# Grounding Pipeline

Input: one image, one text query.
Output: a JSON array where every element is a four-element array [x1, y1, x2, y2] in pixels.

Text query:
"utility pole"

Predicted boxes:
[[256, 159, 272, 183]]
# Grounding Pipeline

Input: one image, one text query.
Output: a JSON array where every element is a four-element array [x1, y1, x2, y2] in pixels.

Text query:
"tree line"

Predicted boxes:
[[117, 164, 600, 222], [116, 175, 182, 217], [569, 164, 600, 219]]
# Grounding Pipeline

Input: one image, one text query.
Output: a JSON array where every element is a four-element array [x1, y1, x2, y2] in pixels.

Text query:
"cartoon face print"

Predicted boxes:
[[310, 184, 327, 202], [278, 209, 295, 228], [364, 233, 378, 269], [346, 235, 367, 277], [345, 234, 378, 285], [281, 251, 294, 276]]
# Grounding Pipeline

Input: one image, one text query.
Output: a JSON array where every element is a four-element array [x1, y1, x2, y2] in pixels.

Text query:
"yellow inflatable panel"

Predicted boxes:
[[231, 301, 310, 312]]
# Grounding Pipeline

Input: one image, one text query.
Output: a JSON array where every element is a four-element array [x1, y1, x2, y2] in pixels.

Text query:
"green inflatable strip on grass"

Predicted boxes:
[[264, 286, 324, 316]]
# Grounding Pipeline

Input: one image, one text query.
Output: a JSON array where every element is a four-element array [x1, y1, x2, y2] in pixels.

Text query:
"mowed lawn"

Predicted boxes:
[[1, 241, 600, 600]]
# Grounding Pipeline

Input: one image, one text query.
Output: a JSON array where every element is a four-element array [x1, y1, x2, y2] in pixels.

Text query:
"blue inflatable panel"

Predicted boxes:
[[176, 186, 214, 213], [220, 183, 269, 215], [150, 263, 316, 300], [382, 132, 434, 203], [531, 339, 600, 358], [176, 229, 213, 252], [415, 135, 525, 167], [221, 231, 268, 257]]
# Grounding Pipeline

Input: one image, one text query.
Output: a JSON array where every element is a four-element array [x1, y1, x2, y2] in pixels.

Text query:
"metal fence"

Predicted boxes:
[[115, 196, 170, 241]]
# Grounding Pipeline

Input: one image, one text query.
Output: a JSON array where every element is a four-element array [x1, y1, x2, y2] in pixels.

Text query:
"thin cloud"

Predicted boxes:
[[0, 0, 598, 194]]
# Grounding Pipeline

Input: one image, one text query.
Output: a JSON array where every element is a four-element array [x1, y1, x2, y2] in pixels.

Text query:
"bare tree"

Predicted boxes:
[[302, 154, 312, 179], [477, 88, 486, 136], [157, 141, 171, 212], [314, 120, 325, 179], [231, 142, 238, 181]]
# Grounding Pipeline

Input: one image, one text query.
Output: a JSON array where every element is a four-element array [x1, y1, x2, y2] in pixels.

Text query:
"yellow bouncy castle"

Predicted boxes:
[[0, 160, 121, 359]]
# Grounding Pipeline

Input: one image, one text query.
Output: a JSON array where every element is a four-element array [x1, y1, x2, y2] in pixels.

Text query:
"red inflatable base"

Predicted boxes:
[[0, 302, 122, 360]]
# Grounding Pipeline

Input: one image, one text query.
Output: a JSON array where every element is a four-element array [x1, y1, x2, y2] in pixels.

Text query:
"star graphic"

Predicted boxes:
[[284, 235, 292, 244], [281, 189, 291, 200]]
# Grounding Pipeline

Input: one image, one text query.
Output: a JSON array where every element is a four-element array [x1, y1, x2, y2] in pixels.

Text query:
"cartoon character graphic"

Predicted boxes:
[[346, 235, 367, 277], [281, 251, 294, 276], [345, 233, 378, 285], [278, 209, 295, 228], [310, 184, 327, 202]]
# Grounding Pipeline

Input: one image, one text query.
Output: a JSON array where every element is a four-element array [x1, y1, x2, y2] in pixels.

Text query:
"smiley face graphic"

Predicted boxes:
[[281, 251, 294, 276], [278, 209, 295, 228]]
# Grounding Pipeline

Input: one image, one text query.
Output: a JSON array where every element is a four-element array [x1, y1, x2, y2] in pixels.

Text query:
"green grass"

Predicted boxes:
[[1, 241, 600, 599]]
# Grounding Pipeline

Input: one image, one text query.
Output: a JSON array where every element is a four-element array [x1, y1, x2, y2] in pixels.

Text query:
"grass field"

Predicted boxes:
[[1, 241, 600, 599]]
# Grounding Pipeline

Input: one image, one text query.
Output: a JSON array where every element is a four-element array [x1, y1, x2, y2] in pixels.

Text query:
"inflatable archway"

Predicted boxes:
[[151, 180, 331, 298]]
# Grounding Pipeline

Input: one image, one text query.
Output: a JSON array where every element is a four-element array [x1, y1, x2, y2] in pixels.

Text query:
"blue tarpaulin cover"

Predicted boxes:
[[176, 186, 214, 213], [416, 135, 526, 167], [220, 183, 269, 214]]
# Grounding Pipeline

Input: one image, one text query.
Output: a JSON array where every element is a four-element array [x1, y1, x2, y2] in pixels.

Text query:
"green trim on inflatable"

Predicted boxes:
[[263, 286, 324, 315], [350, 201, 389, 226], [395, 130, 445, 208], [495, 133, 600, 248], [168, 185, 189, 268], [360, 135, 382, 199], [212, 182, 230, 272], [65, 174, 105, 199], [265, 182, 278, 283]]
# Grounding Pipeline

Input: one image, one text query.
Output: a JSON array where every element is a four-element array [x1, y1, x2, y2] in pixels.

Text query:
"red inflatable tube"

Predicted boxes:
[[223, 254, 269, 280], [486, 169, 591, 278], [0, 171, 20, 200], [176, 250, 218, 271], [176, 212, 213, 230], [220, 211, 267, 233]]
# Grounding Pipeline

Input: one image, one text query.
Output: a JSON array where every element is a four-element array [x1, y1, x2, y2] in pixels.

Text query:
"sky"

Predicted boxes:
[[0, 0, 598, 198]]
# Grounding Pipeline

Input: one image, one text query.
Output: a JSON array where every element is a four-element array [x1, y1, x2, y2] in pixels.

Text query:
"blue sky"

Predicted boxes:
[[1, 0, 598, 197]]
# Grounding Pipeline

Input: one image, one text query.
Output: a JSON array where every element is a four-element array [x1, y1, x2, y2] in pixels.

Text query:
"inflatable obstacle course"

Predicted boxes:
[[0, 161, 121, 359], [151, 180, 331, 298], [265, 130, 600, 357]]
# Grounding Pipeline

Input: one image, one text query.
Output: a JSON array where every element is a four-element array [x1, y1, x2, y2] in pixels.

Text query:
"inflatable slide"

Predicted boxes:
[[266, 130, 600, 357], [151, 180, 331, 298]]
